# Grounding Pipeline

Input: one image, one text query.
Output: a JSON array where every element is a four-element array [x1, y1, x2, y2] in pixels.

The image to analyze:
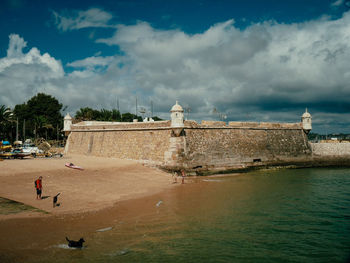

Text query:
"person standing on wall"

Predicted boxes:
[[34, 176, 43, 200]]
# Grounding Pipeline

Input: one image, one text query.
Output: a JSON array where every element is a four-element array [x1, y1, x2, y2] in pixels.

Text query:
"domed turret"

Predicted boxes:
[[301, 108, 312, 134], [63, 113, 72, 135], [170, 101, 184, 127]]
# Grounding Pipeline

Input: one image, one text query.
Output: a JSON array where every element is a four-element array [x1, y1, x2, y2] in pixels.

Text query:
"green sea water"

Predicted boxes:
[[7, 168, 350, 262]]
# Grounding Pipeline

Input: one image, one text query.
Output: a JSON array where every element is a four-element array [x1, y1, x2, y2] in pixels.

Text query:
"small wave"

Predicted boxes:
[[96, 226, 113, 232], [107, 249, 130, 256], [203, 179, 223, 182], [54, 244, 86, 250]]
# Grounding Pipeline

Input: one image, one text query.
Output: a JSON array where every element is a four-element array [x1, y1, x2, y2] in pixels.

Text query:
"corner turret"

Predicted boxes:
[[170, 101, 184, 127], [63, 113, 72, 136], [301, 108, 312, 134]]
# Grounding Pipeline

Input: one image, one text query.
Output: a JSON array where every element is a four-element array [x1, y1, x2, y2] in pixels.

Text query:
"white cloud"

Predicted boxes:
[[0, 34, 64, 106], [53, 8, 114, 31], [95, 13, 350, 131], [6, 34, 27, 57], [0, 34, 63, 77], [67, 55, 115, 69], [331, 0, 344, 7], [2, 11, 350, 132]]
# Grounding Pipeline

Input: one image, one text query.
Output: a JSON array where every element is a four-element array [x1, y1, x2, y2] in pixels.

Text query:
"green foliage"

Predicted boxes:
[[75, 108, 146, 122], [26, 93, 63, 125], [0, 105, 12, 123], [75, 107, 100, 121], [151, 116, 162, 121], [121, 112, 141, 122], [0, 105, 14, 139], [11, 93, 63, 141], [75, 107, 122, 121]]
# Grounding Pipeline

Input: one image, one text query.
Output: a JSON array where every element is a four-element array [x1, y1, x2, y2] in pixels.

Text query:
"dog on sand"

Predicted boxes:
[[53, 193, 61, 207], [66, 237, 85, 248]]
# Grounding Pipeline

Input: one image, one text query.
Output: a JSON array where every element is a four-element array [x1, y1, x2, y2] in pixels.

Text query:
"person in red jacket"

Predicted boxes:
[[35, 176, 43, 200]]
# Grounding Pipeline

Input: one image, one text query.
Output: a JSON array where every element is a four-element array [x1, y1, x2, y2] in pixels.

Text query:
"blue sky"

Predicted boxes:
[[0, 0, 350, 133]]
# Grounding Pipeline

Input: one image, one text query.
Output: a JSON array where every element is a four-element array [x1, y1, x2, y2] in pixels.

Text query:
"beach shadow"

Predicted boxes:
[[41, 196, 50, 200], [0, 197, 48, 215]]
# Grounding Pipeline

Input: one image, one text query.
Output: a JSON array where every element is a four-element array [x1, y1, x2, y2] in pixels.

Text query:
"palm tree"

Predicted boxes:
[[33, 116, 47, 139], [0, 105, 12, 123], [0, 105, 13, 139], [43, 123, 54, 140]]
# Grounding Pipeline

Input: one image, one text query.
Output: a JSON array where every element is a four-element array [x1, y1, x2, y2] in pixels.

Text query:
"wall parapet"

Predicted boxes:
[[69, 120, 303, 132], [71, 120, 171, 131]]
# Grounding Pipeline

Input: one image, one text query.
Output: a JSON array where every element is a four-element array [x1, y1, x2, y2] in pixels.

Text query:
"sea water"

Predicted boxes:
[[17, 168, 350, 262]]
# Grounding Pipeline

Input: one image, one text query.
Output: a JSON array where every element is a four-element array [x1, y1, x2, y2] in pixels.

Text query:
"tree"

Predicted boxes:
[[121, 112, 142, 122], [152, 116, 162, 121], [0, 105, 13, 139], [12, 93, 63, 141], [75, 108, 123, 122], [26, 93, 63, 126], [75, 107, 100, 121]]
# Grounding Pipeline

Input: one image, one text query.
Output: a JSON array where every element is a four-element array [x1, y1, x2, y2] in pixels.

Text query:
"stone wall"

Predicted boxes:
[[179, 127, 311, 169], [65, 120, 312, 170], [67, 128, 171, 164], [310, 142, 350, 156]]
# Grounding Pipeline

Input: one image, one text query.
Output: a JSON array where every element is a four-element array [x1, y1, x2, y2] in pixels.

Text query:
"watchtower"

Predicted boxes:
[[170, 101, 184, 128], [301, 108, 312, 134], [63, 113, 72, 136]]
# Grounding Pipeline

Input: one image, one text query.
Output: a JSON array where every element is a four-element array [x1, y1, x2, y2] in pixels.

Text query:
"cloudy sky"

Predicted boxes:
[[0, 0, 350, 133]]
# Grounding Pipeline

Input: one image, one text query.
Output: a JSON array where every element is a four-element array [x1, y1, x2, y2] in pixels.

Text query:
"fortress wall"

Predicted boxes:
[[66, 120, 311, 170], [310, 142, 350, 156], [67, 129, 171, 163], [181, 127, 311, 168]]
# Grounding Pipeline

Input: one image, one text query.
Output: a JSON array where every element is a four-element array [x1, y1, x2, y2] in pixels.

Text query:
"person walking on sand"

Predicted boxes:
[[34, 176, 43, 200], [181, 170, 186, 184], [172, 171, 178, 184]]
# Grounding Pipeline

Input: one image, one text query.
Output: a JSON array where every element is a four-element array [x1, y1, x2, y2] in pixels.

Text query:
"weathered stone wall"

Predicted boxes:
[[65, 120, 311, 170], [310, 142, 350, 156], [67, 128, 171, 163], [181, 127, 311, 168]]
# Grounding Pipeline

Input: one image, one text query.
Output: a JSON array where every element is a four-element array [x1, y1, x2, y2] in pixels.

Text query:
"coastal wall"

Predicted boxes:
[[310, 142, 350, 156], [66, 120, 312, 171], [163, 121, 311, 169], [66, 121, 171, 164], [181, 127, 310, 168]]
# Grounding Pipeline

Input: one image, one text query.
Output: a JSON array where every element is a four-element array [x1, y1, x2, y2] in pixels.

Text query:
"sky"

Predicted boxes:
[[0, 0, 350, 133]]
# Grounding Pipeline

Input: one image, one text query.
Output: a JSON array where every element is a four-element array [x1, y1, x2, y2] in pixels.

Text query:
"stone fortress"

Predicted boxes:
[[64, 102, 350, 174]]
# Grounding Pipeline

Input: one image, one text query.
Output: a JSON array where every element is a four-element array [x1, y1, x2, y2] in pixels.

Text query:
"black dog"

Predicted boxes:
[[53, 193, 61, 208], [66, 237, 85, 248]]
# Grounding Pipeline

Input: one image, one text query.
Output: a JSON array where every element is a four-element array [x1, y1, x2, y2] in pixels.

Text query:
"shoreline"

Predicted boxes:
[[161, 155, 350, 175], [1, 155, 349, 260], [1, 154, 349, 220]]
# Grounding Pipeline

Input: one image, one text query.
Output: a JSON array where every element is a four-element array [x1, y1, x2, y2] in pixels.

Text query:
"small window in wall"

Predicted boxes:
[[253, 158, 261, 162]]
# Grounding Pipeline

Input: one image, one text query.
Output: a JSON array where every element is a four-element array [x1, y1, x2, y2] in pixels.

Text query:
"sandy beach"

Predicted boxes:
[[0, 154, 176, 219], [0, 155, 185, 262]]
